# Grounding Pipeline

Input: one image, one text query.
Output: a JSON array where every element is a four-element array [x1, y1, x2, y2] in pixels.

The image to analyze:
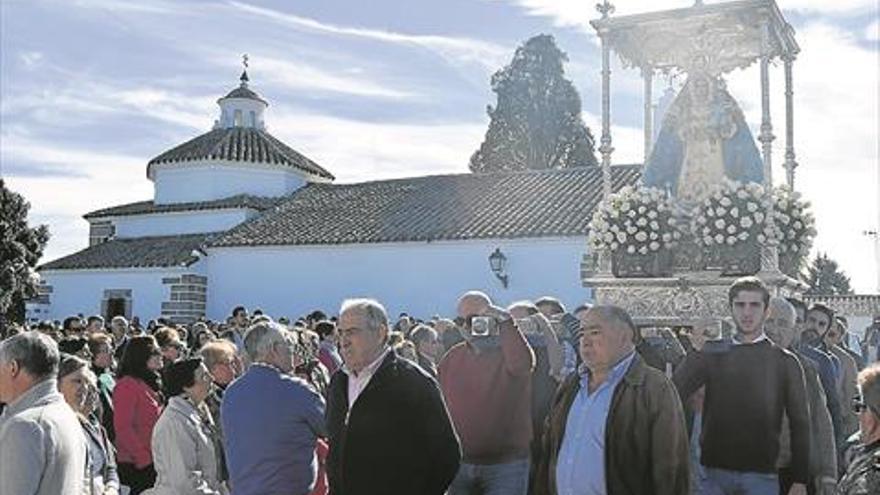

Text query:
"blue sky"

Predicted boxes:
[[1, 0, 878, 293]]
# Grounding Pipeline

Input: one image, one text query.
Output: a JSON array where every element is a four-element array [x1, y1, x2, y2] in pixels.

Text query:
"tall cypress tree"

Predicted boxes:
[[470, 34, 597, 173], [0, 179, 49, 324], [804, 253, 853, 296]]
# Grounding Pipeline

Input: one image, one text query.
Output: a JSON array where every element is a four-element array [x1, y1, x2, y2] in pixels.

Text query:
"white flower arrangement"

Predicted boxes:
[[773, 187, 817, 271], [692, 180, 776, 248], [588, 186, 681, 256]]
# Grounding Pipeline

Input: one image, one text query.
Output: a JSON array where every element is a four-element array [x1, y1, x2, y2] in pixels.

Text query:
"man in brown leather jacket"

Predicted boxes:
[[532, 305, 690, 495]]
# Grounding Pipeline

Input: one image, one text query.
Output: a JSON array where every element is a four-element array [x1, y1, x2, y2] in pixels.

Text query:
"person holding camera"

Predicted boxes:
[[439, 290, 536, 495]]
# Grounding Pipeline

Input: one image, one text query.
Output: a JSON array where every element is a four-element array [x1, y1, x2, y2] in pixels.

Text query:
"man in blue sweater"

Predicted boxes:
[[222, 321, 327, 495]]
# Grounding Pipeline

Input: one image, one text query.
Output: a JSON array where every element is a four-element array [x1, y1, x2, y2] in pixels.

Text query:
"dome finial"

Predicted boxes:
[[240, 53, 250, 86]]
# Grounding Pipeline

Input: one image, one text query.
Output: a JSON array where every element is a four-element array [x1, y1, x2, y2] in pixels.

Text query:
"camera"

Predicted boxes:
[[515, 318, 538, 335], [471, 316, 496, 337]]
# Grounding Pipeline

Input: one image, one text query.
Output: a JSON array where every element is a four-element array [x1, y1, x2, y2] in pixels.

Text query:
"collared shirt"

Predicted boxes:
[[556, 350, 636, 495], [345, 346, 391, 411]]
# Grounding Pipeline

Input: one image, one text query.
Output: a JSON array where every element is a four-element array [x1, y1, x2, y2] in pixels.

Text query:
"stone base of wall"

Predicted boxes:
[[161, 274, 207, 323]]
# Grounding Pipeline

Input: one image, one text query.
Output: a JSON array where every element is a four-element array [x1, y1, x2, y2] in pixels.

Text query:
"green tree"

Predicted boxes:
[[469, 34, 597, 173], [0, 179, 49, 324], [804, 252, 853, 296]]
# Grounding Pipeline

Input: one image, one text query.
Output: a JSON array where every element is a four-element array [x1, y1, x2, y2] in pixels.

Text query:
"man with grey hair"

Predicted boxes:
[[327, 298, 460, 495], [766, 297, 838, 494], [533, 305, 690, 495], [221, 321, 326, 495], [0, 331, 87, 495]]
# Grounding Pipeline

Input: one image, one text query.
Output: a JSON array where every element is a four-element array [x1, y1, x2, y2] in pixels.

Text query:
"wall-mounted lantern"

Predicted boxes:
[[488, 248, 509, 289]]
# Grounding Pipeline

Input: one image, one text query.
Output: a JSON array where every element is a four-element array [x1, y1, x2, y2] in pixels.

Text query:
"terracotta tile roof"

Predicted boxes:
[[40, 233, 216, 271], [84, 194, 279, 219], [146, 127, 335, 180], [210, 165, 641, 247]]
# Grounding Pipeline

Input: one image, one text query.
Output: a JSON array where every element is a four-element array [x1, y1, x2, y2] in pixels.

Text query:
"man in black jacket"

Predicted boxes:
[[326, 298, 461, 495]]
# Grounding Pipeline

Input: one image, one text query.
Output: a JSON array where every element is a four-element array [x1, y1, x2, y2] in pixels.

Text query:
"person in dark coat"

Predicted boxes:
[[326, 298, 460, 495]]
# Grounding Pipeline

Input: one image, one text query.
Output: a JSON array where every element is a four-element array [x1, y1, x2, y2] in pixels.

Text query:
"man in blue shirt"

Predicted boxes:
[[221, 321, 326, 495], [533, 305, 689, 495]]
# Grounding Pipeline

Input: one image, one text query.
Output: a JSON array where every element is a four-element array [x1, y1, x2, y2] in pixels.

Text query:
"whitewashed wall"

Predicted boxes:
[[206, 237, 593, 320], [153, 163, 306, 204], [107, 209, 253, 238], [39, 267, 187, 321]]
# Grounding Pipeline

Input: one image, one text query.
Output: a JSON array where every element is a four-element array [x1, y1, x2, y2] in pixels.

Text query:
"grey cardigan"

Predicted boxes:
[[0, 378, 88, 495]]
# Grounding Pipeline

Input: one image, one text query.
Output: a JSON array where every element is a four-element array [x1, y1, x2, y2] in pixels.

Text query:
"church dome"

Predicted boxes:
[[220, 70, 268, 105]]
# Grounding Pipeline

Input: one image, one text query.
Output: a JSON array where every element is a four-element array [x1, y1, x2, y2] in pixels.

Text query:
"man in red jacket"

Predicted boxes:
[[439, 290, 535, 495]]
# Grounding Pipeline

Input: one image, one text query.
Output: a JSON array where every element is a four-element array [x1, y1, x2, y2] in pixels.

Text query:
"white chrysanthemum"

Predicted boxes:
[[730, 207, 739, 218], [715, 219, 726, 229], [740, 217, 753, 228], [703, 236, 714, 245], [635, 232, 648, 242], [738, 232, 749, 241], [627, 210, 637, 218], [715, 234, 725, 244], [627, 245, 636, 254], [637, 218, 648, 227], [716, 207, 726, 217], [610, 242, 619, 251], [727, 225, 737, 234], [650, 232, 659, 240], [649, 241, 660, 251], [793, 221, 802, 230], [726, 236, 737, 245], [647, 210, 658, 219], [627, 225, 638, 234], [638, 206, 646, 214], [662, 233, 672, 242], [757, 234, 766, 243], [604, 233, 615, 243], [673, 231, 681, 239], [755, 212, 765, 223], [638, 246, 649, 255], [720, 197, 732, 207], [617, 232, 627, 243], [747, 202, 758, 213]]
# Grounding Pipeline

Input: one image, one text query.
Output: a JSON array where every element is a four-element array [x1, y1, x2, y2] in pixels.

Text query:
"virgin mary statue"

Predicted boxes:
[[642, 73, 764, 203]]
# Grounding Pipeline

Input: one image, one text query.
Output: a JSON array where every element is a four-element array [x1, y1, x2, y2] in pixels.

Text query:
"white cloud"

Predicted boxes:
[[19, 51, 44, 68], [226, 1, 509, 72], [2, 137, 153, 264], [229, 56, 417, 100], [504, 0, 877, 28], [866, 19, 880, 41]]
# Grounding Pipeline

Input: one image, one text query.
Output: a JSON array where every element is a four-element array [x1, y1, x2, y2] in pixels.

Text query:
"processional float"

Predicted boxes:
[[581, 0, 812, 330]]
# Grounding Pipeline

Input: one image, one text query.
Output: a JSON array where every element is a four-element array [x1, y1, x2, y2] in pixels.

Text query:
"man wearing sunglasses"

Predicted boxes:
[[836, 364, 880, 494]]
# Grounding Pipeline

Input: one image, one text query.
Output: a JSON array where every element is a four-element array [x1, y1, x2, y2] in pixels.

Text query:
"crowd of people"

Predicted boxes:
[[1, 277, 879, 495]]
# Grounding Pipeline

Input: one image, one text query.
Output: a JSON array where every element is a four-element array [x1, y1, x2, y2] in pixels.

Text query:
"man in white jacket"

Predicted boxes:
[[0, 331, 87, 495]]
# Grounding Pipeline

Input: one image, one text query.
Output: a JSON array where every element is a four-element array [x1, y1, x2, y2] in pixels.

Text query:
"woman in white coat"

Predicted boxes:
[[146, 357, 227, 495]]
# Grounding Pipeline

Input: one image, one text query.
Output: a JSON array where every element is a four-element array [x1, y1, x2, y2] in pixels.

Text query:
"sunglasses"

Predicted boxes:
[[852, 397, 877, 416]]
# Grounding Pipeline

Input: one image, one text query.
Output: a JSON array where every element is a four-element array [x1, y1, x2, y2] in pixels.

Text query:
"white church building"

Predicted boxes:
[[32, 72, 639, 323]]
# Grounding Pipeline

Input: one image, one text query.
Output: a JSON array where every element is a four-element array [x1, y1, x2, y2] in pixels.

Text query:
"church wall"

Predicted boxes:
[[110, 209, 253, 238], [38, 268, 185, 322], [205, 237, 593, 320], [153, 164, 305, 204]]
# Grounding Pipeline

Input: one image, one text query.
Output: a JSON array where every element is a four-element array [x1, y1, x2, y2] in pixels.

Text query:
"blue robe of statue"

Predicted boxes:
[[642, 77, 764, 201]]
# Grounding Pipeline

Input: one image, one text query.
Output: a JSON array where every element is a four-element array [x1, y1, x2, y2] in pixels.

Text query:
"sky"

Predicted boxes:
[[1, 0, 878, 293]]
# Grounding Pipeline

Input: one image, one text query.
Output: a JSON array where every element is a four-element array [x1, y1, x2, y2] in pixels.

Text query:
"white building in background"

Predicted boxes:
[[33, 71, 640, 323]]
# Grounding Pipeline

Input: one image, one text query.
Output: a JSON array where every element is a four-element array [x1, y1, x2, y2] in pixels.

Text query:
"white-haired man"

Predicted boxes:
[[765, 297, 838, 494], [221, 322, 326, 495], [326, 298, 461, 495], [0, 331, 87, 495]]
